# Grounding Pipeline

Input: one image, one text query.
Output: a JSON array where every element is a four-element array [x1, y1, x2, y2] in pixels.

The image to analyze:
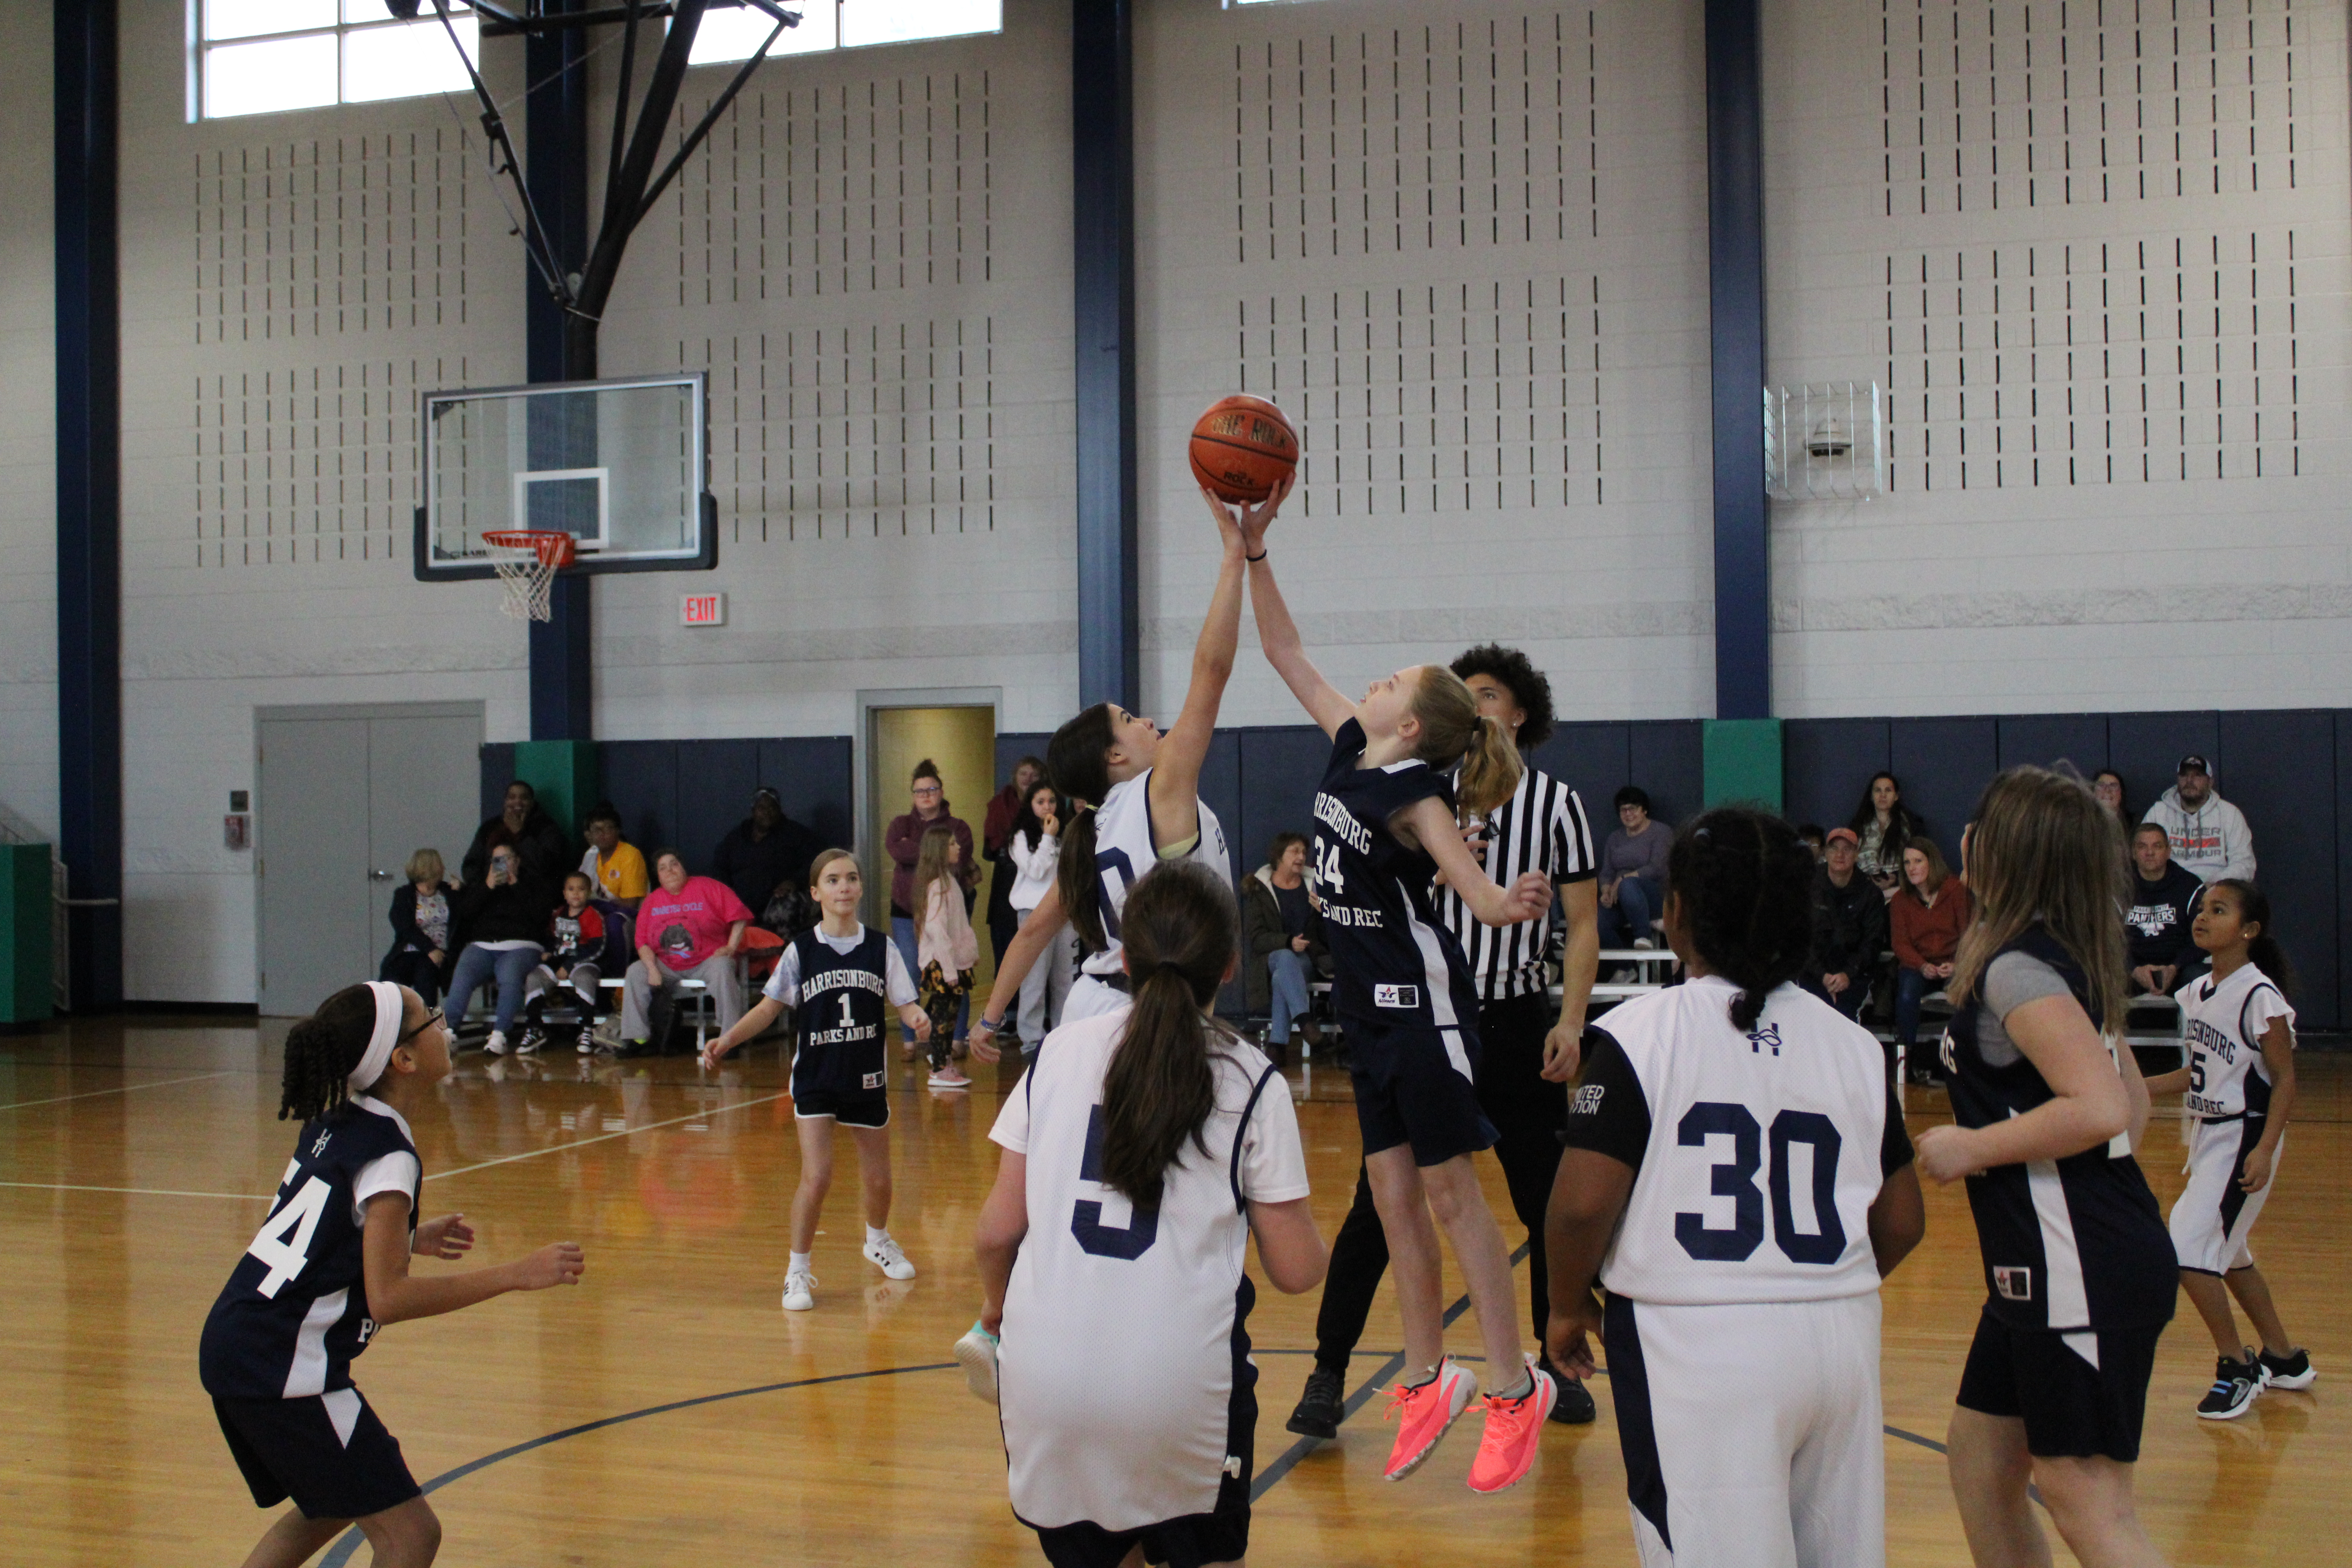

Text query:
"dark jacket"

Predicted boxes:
[[461, 808, 572, 887], [450, 873, 562, 949], [1808, 866, 1888, 987], [2125, 862, 2207, 971], [379, 880, 457, 977], [712, 815, 822, 924], [885, 805, 975, 916], [1241, 865, 1329, 1015]]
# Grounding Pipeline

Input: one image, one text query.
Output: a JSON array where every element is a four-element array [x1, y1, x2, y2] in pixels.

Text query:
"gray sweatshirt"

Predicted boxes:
[[2142, 787, 2255, 884]]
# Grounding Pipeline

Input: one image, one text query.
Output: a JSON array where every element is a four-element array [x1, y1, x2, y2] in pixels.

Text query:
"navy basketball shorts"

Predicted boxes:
[[1345, 1016, 1497, 1167], [1955, 1309, 2163, 1462], [214, 1387, 421, 1521], [790, 1083, 891, 1128]]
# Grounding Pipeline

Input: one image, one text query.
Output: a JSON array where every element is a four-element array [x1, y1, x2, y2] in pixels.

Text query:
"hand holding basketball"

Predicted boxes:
[[1190, 394, 1298, 505]]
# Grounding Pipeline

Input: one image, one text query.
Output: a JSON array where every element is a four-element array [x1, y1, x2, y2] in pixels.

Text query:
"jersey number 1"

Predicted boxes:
[[1071, 1105, 1160, 1260], [246, 1176, 334, 1298], [1674, 1102, 1847, 1265]]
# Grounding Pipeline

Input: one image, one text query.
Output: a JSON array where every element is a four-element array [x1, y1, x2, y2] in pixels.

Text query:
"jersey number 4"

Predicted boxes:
[[1674, 1102, 1846, 1265], [246, 1176, 334, 1298], [1071, 1105, 1160, 1260]]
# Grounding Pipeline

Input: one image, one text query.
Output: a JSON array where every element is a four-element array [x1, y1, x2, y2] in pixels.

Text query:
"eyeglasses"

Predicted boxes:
[[913, 784, 942, 797], [399, 1007, 445, 1044]]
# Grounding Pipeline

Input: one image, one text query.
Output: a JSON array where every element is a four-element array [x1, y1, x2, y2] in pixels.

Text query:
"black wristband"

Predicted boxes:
[[1245, 549, 1267, 562]]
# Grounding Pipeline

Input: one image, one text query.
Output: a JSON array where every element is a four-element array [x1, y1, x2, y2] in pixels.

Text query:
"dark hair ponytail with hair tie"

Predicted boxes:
[[1097, 862, 1240, 1210], [1664, 808, 1818, 1033], [278, 984, 384, 1123]]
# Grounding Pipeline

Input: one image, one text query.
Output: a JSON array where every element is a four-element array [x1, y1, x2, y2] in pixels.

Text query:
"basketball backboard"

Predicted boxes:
[[413, 374, 717, 579]]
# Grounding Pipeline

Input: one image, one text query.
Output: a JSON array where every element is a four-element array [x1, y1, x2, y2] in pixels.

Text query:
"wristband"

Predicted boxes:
[[1245, 549, 1267, 562]]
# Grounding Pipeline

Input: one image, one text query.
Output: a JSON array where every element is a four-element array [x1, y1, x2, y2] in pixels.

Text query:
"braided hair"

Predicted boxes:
[[1666, 808, 1819, 1032], [278, 983, 383, 1123]]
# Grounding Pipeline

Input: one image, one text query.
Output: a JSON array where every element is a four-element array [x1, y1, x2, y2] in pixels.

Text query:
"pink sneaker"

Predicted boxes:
[[928, 1065, 972, 1088], [1466, 1356, 1557, 1493], [1381, 1356, 1478, 1480]]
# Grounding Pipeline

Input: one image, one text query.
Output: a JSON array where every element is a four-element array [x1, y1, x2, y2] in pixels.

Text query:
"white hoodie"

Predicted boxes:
[[2142, 786, 2256, 884]]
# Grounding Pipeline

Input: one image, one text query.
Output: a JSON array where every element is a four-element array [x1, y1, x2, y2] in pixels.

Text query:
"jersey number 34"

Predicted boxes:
[[1675, 1102, 1846, 1265]]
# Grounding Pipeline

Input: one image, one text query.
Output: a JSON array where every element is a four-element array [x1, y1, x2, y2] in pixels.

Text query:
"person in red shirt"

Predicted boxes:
[[620, 850, 752, 1057], [1891, 837, 1973, 1078]]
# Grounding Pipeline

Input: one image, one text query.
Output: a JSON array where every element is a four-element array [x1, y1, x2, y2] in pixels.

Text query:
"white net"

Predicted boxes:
[[485, 534, 566, 621]]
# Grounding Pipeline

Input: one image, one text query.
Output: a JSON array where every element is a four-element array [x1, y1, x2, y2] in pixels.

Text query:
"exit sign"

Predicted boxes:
[[681, 592, 727, 627]]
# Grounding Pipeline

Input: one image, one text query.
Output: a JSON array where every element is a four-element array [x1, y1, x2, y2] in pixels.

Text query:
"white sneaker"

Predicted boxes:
[[928, 1065, 971, 1088], [953, 1323, 1000, 1404], [484, 1030, 509, 1056], [781, 1270, 817, 1312], [862, 1235, 917, 1281]]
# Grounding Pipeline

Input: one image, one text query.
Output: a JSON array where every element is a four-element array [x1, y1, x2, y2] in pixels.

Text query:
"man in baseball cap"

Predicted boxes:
[[2141, 753, 2256, 884], [1803, 825, 1886, 1021]]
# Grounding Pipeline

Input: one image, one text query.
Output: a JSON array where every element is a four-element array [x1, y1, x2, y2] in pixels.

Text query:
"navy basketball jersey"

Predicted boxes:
[[1941, 928, 2175, 1331], [1309, 718, 1479, 1029], [789, 925, 895, 1099], [200, 1097, 422, 1400]]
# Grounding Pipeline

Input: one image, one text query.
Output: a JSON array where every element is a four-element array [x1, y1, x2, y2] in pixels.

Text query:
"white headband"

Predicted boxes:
[[349, 981, 406, 1094]]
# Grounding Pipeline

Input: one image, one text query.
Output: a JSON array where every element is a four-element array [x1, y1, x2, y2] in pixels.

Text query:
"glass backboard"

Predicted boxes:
[[414, 374, 717, 578]]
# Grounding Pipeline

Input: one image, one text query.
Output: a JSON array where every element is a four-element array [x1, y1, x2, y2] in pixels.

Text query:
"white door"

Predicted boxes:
[[257, 705, 485, 1016]]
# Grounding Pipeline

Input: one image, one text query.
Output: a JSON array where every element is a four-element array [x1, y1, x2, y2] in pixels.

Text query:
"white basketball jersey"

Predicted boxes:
[[2173, 962, 2293, 1120], [1076, 768, 1232, 980], [1594, 978, 1895, 1305], [990, 1005, 1307, 1531]]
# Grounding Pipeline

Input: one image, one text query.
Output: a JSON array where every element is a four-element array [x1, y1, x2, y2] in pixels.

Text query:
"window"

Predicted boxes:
[[688, 0, 1000, 67], [196, 0, 478, 120]]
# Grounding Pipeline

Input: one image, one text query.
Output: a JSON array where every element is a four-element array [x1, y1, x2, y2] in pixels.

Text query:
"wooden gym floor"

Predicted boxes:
[[2, 1016, 2346, 1566]]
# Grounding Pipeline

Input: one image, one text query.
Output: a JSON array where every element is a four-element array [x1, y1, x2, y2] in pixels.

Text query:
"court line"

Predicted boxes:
[[424, 1091, 796, 1182], [0, 1180, 270, 1201], [316, 1362, 958, 1568], [0, 1070, 232, 1112]]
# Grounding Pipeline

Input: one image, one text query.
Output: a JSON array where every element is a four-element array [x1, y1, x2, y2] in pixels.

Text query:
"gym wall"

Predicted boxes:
[[2, 0, 2350, 1004]]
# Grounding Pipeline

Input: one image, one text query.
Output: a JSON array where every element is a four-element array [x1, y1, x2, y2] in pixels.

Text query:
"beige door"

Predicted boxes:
[[868, 706, 999, 997]]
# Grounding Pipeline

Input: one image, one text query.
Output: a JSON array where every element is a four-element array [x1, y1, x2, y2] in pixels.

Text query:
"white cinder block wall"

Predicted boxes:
[[1764, 0, 2352, 715], [5, 0, 2351, 1000]]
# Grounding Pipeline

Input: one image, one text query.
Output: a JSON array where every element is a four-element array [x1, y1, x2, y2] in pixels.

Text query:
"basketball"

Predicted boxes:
[[1189, 394, 1298, 504]]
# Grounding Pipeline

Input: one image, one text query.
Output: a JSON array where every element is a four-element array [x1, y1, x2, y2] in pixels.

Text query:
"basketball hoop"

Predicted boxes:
[[481, 530, 577, 621]]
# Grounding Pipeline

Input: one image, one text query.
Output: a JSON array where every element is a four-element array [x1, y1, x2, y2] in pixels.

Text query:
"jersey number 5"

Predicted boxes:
[[1674, 1102, 1847, 1265], [246, 1176, 334, 1298], [1071, 1105, 1160, 1260]]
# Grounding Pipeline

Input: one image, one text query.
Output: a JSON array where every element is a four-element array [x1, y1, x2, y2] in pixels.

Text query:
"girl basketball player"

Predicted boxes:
[[703, 850, 931, 1312], [2143, 878, 2316, 1418], [1915, 767, 2178, 1568], [199, 982, 584, 1568], [968, 480, 1289, 1060], [1546, 808, 1926, 1568], [973, 861, 1327, 1568], [1243, 539, 1555, 1492]]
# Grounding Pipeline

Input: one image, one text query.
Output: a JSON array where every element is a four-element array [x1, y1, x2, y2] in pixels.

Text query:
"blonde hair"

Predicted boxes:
[[807, 847, 859, 889], [404, 848, 445, 885], [1409, 665, 1523, 817], [1949, 765, 2129, 1028], [909, 824, 959, 917]]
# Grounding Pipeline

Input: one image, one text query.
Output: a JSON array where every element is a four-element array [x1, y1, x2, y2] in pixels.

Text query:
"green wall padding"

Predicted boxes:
[[1703, 718, 1784, 812], [514, 740, 600, 840]]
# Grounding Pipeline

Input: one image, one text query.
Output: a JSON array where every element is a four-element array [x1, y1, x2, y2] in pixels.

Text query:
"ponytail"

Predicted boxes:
[[2212, 878, 2296, 999], [1664, 809, 1817, 1033], [1098, 861, 1238, 1210], [1408, 665, 1524, 818], [279, 984, 380, 1123], [1047, 704, 1118, 954]]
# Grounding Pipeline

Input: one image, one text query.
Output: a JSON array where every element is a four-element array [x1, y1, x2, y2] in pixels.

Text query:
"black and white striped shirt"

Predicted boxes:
[[1437, 766, 1596, 1002]]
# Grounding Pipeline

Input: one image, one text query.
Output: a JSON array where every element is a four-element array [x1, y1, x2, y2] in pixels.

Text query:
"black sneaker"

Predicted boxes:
[[516, 1026, 546, 1056], [1544, 1362, 1597, 1425], [575, 1024, 599, 1055], [2197, 1350, 2264, 1420], [1285, 1367, 1345, 1441], [2258, 1346, 2318, 1391]]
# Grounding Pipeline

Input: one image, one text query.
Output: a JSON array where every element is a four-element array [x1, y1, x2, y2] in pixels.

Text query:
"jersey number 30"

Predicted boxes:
[[246, 1176, 335, 1298], [1071, 1105, 1160, 1260], [1674, 1102, 1846, 1265]]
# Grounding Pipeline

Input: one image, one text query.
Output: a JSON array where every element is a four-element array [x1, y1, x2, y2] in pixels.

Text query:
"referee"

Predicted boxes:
[[1284, 643, 1602, 1437]]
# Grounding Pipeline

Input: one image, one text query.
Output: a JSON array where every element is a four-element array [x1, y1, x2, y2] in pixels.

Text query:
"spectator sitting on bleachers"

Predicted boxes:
[[713, 787, 822, 930], [444, 842, 561, 1056], [580, 801, 649, 914], [1890, 837, 1972, 1076], [2143, 753, 2256, 884], [379, 848, 455, 1007], [1803, 827, 1886, 1022], [2126, 821, 2208, 996], [1244, 831, 1328, 1060], [1796, 823, 1827, 862], [461, 779, 572, 887], [1848, 771, 1925, 898], [1598, 785, 1671, 951], [2093, 769, 2130, 837], [518, 871, 627, 1056], [621, 850, 753, 1058]]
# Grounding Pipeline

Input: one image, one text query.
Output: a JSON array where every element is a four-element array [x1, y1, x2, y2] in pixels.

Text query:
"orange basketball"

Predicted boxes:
[[1189, 394, 1298, 505]]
